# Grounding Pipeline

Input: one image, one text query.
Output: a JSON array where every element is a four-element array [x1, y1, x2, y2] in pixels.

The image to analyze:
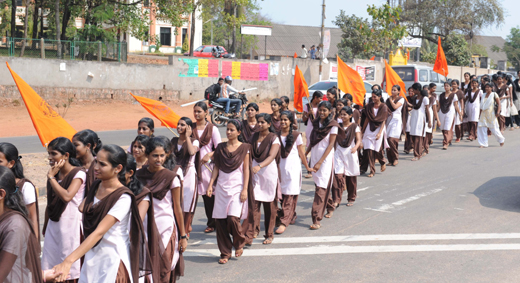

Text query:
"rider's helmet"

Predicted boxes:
[[225, 76, 233, 84]]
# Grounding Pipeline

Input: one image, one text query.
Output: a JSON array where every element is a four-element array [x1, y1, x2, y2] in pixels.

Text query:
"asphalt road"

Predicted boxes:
[[22, 126, 520, 282]]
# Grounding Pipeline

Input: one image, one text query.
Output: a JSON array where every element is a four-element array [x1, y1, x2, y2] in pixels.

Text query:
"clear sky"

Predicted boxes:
[[258, 0, 520, 39]]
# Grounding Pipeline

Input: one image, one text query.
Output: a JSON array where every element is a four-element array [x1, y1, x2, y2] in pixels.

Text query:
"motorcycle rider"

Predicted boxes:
[[217, 76, 244, 117]]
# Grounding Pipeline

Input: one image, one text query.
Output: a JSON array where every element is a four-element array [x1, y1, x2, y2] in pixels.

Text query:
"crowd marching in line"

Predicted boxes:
[[0, 70, 518, 282]]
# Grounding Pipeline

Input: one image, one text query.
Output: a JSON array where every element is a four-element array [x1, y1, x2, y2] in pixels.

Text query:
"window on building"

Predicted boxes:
[[182, 28, 188, 46], [16, 0, 23, 6], [160, 27, 171, 46]]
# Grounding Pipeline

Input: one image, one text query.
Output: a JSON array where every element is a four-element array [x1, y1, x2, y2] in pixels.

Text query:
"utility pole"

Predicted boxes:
[[318, 0, 325, 81]]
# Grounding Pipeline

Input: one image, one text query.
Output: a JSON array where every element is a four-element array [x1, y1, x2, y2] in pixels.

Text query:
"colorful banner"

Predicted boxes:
[[355, 65, 376, 81], [179, 58, 219, 77], [221, 61, 269, 81]]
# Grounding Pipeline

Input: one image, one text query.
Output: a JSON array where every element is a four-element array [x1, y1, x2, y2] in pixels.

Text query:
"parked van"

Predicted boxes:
[[383, 65, 447, 96]]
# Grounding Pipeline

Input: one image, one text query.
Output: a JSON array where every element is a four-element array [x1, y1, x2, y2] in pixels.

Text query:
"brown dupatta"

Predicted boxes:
[[497, 85, 508, 98], [135, 166, 184, 280], [362, 102, 389, 132], [439, 92, 456, 114], [241, 119, 260, 143], [337, 123, 358, 148], [171, 137, 197, 176], [44, 167, 83, 232], [278, 131, 301, 158], [251, 132, 280, 164], [16, 178, 40, 237], [352, 109, 361, 124], [271, 113, 282, 132], [466, 88, 480, 104], [85, 161, 96, 198], [0, 210, 42, 283], [192, 122, 214, 182], [82, 180, 151, 283], [455, 89, 465, 104], [386, 96, 408, 135], [135, 187, 160, 283], [309, 118, 341, 148]]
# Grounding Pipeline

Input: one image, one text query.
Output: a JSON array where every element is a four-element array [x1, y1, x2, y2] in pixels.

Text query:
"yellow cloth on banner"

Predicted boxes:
[[130, 93, 180, 129], [6, 62, 76, 147], [198, 59, 209, 77]]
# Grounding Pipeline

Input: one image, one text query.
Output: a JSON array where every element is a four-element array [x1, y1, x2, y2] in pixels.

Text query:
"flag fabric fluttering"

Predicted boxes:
[[336, 55, 366, 106], [6, 62, 76, 147], [370, 56, 376, 61], [293, 65, 310, 112], [433, 36, 449, 77], [384, 60, 406, 98], [130, 93, 181, 129]]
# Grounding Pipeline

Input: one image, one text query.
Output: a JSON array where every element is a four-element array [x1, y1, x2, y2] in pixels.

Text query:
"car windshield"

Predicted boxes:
[[309, 81, 337, 90], [195, 46, 203, 52], [392, 67, 415, 81]]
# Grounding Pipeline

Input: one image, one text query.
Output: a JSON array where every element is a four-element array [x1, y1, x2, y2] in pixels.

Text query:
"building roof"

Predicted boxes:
[[253, 24, 342, 58], [472, 35, 508, 63]]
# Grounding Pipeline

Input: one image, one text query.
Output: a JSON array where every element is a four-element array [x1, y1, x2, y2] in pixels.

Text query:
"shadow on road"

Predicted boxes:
[[473, 176, 520, 213]]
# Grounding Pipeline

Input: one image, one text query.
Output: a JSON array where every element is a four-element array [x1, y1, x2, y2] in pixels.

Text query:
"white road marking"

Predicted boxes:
[[189, 233, 520, 246], [357, 186, 371, 192], [185, 243, 520, 257], [365, 188, 443, 213]]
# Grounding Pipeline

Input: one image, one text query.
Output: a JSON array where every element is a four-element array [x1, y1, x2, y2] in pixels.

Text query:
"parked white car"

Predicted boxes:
[[303, 80, 388, 106]]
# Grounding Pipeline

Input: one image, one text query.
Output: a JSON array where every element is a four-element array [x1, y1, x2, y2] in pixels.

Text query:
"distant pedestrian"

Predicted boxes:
[[310, 45, 316, 59], [301, 45, 308, 59], [478, 83, 505, 148], [315, 46, 322, 60]]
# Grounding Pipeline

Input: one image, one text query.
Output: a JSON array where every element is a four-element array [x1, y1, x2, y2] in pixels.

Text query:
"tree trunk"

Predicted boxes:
[[31, 0, 38, 49], [39, 0, 43, 38], [11, 0, 16, 38], [55, 0, 61, 58], [61, 0, 72, 41], [20, 0, 29, 57], [188, 0, 197, 56]]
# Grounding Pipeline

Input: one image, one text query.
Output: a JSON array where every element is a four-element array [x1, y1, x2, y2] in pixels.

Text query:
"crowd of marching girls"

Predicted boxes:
[[0, 70, 517, 282]]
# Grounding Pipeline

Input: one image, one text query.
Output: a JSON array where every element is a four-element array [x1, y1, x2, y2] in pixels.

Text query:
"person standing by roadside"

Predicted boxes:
[[301, 45, 308, 59], [310, 45, 316, 60]]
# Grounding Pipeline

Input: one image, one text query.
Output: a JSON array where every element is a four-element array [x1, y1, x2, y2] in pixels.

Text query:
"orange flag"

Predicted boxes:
[[337, 55, 365, 106], [370, 56, 375, 61], [6, 62, 76, 147], [293, 65, 309, 112], [433, 36, 449, 77], [130, 93, 180, 129], [294, 52, 298, 58], [384, 60, 406, 98]]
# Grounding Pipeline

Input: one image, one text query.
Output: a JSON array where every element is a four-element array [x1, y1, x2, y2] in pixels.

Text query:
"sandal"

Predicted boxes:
[[204, 227, 215, 233], [263, 237, 273, 245], [309, 224, 321, 230], [324, 211, 333, 218], [275, 225, 286, 234], [346, 201, 354, 207], [235, 248, 243, 257], [218, 258, 229, 264], [381, 164, 386, 172]]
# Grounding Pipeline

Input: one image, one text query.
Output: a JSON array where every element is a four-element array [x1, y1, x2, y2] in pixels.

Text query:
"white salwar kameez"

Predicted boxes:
[[310, 124, 338, 188], [279, 134, 303, 195], [179, 140, 199, 213], [426, 99, 436, 134], [438, 94, 459, 131], [304, 106, 318, 147], [253, 139, 280, 202], [362, 108, 389, 151], [478, 92, 505, 147], [79, 194, 132, 283], [334, 126, 361, 176], [409, 97, 429, 137], [386, 97, 405, 139], [466, 91, 481, 122]]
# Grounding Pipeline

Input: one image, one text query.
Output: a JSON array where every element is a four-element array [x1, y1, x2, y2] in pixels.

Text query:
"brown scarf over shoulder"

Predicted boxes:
[[171, 137, 197, 176], [439, 92, 456, 114], [466, 88, 480, 104], [0, 210, 43, 283], [278, 131, 301, 158], [82, 180, 151, 283], [16, 178, 40, 237], [84, 161, 96, 198], [271, 113, 282, 132], [386, 96, 408, 134], [362, 102, 389, 132], [136, 166, 184, 282], [352, 109, 361, 124], [337, 123, 358, 148], [45, 167, 83, 224], [134, 187, 160, 282], [412, 96, 425, 110], [192, 122, 214, 182], [455, 89, 465, 104], [309, 118, 340, 148], [241, 119, 260, 143], [497, 85, 508, 98], [251, 132, 280, 164]]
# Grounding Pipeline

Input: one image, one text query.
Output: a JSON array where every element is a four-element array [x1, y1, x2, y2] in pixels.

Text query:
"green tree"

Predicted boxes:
[[442, 33, 471, 66], [333, 12, 375, 59], [366, 4, 407, 58], [492, 27, 520, 71]]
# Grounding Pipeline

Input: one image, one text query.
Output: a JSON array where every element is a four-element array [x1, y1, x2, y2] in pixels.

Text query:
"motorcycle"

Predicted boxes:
[[209, 93, 248, 127]]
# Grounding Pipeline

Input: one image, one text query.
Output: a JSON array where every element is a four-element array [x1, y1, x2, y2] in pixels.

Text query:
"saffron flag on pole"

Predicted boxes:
[[337, 55, 365, 106], [293, 65, 309, 112], [370, 56, 375, 61], [130, 93, 181, 129], [384, 60, 406, 98], [6, 62, 76, 147], [433, 36, 449, 77]]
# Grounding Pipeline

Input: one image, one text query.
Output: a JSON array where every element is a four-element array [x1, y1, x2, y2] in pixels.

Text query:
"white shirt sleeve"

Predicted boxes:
[[73, 170, 86, 184], [453, 95, 459, 102], [295, 134, 303, 146], [424, 97, 429, 105], [227, 85, 239, 94], [107, 194, 132, 222], [172, 167, 184, 188], [192, 140, 200, 149], [355, 126, 361, 133], [330, 126, 338, 135], [22, 182, 36, 205], [212, 126, 222, 145], [273, 138, 281, 145]]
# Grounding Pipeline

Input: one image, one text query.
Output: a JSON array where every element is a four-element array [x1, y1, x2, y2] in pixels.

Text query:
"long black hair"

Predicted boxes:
[[227, 119, 245, 142], [146, 136, 176, 170], [280, 110, 296, 149], [256, 113, 275, 133], [340, 106, 354, 116], [73, 129, 102, 157], [194, 101, 209, 122], [125, 153, 143, 196], [280, 96, 290, 108], [327, 87, 338, 103], [0, 166, 27, 215], [131, 135, 151, 154], [138, 117, 155, 137], [271, 98, 283, 112], [178, 117, 194, 134], [317, 101, 334, 129], [246, 102, 259, 112], [311, 91, 324, 104], [47, 137, 81, 167], [0, 142, 24, 179], [99, 144, 127, 184]]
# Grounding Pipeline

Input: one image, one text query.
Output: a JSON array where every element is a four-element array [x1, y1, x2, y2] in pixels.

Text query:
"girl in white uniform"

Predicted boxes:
[[438, 81, 463, 149], [385, 85, 405, 166], [465, 79, 482, 141], [478, 83, 506, 148], [409, 87, 431, 161]]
